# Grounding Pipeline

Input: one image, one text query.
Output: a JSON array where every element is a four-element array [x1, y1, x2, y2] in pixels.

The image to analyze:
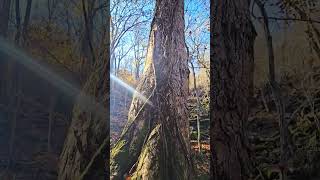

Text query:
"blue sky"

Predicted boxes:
[[111, 0, 210, 73]]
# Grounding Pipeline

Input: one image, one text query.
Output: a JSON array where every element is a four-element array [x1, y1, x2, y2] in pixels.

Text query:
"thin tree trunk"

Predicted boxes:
[[133, 35, 141, 80], [190, 62, 201, 153], [8, 90, 21, 169], [14, 0, 21, 43], [211, 0, 256, 179], [47, 96, 56, 153], [135, 65, 140, 80], [0, 0, 11, 36], [0, 0, 11, 99], [255, 1, 275, 83], [111, 0, 194, 179], [124, 90, 127, 108], [22, 0, 32, 43], [255, 1, 289, 179], [82, 0, 96, 64]]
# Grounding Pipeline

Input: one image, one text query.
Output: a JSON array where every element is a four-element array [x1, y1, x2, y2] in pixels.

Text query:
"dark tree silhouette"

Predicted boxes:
[[210, 0, 256, 179], [0, 0, 11, 36]]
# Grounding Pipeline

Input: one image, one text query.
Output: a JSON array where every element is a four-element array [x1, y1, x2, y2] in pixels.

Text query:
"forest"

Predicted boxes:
[[0, 0, 319, 180], [0, 0, 108, 179], [109, 0, 210, 179]]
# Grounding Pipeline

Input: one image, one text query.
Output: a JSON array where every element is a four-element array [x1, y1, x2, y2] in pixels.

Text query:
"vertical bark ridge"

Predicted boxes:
[[211, 0, 256, 179]]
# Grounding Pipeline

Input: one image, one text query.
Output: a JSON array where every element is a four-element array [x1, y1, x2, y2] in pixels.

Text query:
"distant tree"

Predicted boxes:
[[22, 0, 33, 43], [110, 0, 152, 75], [132, 26, 147, 80], [0, 0, 11, 36], [14, 0, 21, 43]]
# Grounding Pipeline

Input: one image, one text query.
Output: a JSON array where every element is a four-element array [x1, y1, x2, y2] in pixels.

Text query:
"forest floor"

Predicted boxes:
[[247, 69, 320, 180], [0, 92, 70, 180], [192, 141, 210, 179]]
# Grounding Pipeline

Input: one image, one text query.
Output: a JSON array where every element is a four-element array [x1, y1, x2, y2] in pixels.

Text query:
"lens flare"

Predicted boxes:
[[110, 74, 153, 106], [0, 38, 152, 118], [0, 37, 79, 97], [0, 37, 106, 117]]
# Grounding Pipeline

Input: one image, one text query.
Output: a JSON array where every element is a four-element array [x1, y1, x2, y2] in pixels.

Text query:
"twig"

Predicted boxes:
[[79, 136, 109, 180], [255, 16, 320, 24]]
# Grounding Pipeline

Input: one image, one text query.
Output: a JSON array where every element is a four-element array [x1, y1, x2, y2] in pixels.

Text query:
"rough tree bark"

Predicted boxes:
[[57, 58, 109, 180], [110, 0, 194, 179], [79, 0, 96, 83], [57, 24, 109, 180], [211, 0, 256, 179]]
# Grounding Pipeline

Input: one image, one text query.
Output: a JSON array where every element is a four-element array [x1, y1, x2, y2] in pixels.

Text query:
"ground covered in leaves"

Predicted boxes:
[[248, 69, 320, 180]]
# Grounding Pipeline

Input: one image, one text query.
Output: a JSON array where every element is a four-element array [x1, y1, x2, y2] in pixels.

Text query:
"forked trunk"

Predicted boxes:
[[110, 0, 193, 179]]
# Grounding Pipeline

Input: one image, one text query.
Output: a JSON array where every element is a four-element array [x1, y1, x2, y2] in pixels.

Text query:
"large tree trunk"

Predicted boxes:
[[110, 0, 194, 179], [210, 0, 256, 179], [57, 43, 109, 180], [79, 0, 96, 83]]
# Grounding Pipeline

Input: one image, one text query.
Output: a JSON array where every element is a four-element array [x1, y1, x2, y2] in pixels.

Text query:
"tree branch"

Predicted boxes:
[[255, 16, 320, 24]]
